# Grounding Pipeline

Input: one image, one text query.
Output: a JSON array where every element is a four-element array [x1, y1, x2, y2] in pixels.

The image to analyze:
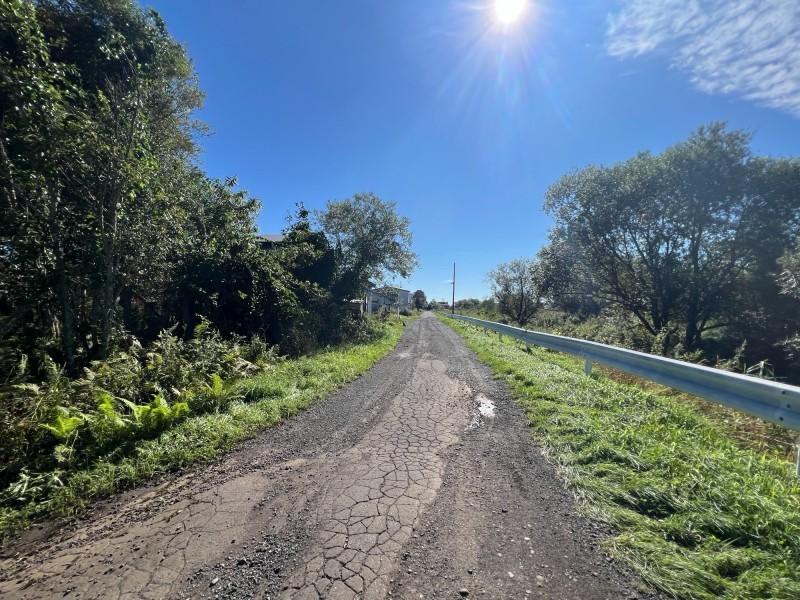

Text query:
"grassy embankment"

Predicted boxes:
[[443, 315, 800, 600], [0, 317, 409, 542], [453, 309, 796, 459]]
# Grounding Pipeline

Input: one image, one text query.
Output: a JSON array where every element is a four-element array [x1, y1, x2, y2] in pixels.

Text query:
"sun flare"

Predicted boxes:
[[494, 0, 526, 25]]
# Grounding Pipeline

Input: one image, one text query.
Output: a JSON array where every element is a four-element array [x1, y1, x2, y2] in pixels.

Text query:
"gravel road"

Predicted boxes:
[[0, 312, 659, 599]]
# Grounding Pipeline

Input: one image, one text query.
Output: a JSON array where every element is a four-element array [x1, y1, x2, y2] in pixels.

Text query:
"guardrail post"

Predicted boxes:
[[584, 358, 592, 376], [796, 437, 800, 479]]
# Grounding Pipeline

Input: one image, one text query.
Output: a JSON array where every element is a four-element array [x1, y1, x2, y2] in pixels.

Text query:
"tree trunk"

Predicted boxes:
[[47, 182, 75, 372], [684, 228, 703, 351], [98, 187, 119, 358], [684, 305, 700, 350], [57, 262, 76, 373]]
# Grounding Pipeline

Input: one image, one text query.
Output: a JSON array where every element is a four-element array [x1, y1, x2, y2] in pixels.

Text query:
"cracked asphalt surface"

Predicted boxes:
[[0, 313, 660, 599]]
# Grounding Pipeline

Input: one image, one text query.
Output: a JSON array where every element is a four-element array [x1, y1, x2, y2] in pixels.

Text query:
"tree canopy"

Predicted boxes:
[[0, 1, 416, 378], [317, 192, 417, 301], [412, 290, 427, 310], [489, 258, 543, 326], [506, 123, 800, 378]]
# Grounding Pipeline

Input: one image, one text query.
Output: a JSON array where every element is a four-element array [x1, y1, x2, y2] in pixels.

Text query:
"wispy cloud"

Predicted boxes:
[[606, 0, 800, 116]]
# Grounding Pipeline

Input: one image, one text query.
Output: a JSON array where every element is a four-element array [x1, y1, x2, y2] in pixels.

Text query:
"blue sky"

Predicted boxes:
[[143, 0, 800, 302]]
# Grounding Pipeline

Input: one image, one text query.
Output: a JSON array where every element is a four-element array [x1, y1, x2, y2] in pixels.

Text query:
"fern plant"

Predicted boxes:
[[122, 394, 189, 432], [1, 321, 269, 498], [41, 407, 84, 441], [41, 406, 88, 466], [0, 468, 64, 506], [192, 373, 242, 413]]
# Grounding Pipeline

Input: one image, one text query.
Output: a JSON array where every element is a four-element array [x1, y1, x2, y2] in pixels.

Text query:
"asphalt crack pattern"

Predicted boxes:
[[0, 328, 417, 600], [282, 358, 469, 599], [0, 314, 660, 599], [0, 470, 279, 599]]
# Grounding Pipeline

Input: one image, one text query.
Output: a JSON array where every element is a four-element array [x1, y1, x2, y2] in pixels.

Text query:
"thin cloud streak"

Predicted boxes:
[[606, 0, 800, 116]]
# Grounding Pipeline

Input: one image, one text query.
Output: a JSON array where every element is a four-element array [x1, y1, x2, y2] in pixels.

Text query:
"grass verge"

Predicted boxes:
[[0, 317, 408, 543], [453, 310, 797, 458], [442, 315, 800, 600]]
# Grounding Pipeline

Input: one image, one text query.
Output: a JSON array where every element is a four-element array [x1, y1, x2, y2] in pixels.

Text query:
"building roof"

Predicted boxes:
[[371, 286, 410, 293], [257, 234, 285, 243]]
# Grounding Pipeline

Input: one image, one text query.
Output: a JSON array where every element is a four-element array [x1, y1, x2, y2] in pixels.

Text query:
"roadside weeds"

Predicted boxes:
[[442, 316, 800, 600], [0, 317, 409, 543]]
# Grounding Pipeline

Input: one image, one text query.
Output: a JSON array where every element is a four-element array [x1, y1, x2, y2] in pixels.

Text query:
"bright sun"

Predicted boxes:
[[494, 0, 526, 24]]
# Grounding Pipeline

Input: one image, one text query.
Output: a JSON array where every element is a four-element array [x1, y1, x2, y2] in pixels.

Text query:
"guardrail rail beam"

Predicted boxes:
[[446, 313, 800, 434]]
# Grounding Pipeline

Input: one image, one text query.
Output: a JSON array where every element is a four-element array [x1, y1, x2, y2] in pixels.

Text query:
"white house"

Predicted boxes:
[[366, 287, 412, 315]]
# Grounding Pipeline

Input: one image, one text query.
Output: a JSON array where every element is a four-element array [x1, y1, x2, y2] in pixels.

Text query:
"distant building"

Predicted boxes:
[[366, 287, 412, 315], [255, 234, 285, 249]]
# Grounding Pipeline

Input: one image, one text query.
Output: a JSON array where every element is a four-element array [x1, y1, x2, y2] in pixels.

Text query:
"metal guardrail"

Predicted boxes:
[[445, 313, 800, 432]]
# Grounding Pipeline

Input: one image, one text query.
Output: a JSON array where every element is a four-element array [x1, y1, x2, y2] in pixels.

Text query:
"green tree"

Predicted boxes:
[[536, 235, 601, 317], [0, 0, 87, 371], [489, 258, 543, 326], [412, 290, 427, 310], [317, 193, 417, 302], [777, 243, 800, 373], [544, 123, 800, 352], [43, 0, 203, 359], [455, 298, 483, 310], [779, 244, 800, 301], [0, 0, 203, 370], [479, 298, 497, 312]]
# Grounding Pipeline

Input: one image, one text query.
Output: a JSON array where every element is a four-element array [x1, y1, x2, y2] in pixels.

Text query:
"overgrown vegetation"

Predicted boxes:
[[0, 316, 406, 541], [445, 317, 800, 600], [485, 124, 800, 382], [0, 0, 414, 370], [1, 321, 274, 495], [0, 0, 417, 536]]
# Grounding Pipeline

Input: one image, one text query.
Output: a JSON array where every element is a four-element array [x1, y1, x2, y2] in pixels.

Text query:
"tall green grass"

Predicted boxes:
[[444, 317, 800, 600], [0, 317, 407, 542]]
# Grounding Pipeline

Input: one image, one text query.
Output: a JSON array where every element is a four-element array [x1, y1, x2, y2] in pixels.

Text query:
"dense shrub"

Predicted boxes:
[[538, 310, 654, 353], [0, 323, 277, 497], [0, 0, 417, 519]]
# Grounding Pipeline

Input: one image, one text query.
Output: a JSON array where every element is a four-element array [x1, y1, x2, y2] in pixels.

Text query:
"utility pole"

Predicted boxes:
[[451, 262, 456, 315]]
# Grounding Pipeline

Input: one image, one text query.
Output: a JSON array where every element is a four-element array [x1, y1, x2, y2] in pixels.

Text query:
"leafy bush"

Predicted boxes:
[[0, 316, 406, 539], [520, 309, 654, 352], [0, 323, 274, 491], [333, 313, 383, 345], [279, 309, 383, 355]]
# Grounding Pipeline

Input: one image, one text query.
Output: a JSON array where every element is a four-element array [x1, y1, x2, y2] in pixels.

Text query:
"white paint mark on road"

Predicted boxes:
[[467, 393, 497, 429], [477, 394, 496, 419]]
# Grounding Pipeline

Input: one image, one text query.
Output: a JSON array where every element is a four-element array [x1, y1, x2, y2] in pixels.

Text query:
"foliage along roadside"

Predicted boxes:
[[1, 320, 272, 493], [443, 316, 800, 600], [484, 125, 800, 383], [1, 1, 417, 377], [0, 316, 409, 542], [450, 306, 798, 458]]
